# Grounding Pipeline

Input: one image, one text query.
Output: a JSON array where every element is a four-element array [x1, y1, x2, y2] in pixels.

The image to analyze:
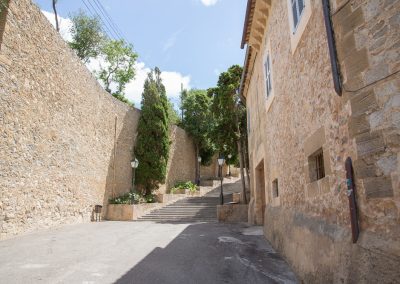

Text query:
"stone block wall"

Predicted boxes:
[[244, 0, 399, 282], [332, 0, 400, 230], [0, 0, 141, 239], [0, 0, 196, 240], [158, 126, 196, 193]]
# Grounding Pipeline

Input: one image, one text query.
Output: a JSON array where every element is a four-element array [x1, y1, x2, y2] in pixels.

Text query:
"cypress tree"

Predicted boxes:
[[135, 67, 170, 195]]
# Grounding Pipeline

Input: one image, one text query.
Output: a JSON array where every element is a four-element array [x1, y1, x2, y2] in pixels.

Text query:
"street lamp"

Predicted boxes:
[[218, 156, 225, 205], [227, 154, 232, 176], [130, 158, 139, 203], [197, 156, 202, 186]]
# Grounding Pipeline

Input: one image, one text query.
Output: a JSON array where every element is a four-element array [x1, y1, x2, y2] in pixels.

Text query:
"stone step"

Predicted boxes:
[[148, 210, 217, 214], [136, 220, 217, 223], [138, 218, 216, 221], [141, 213, 214, 215], [136, 195, 219, 223]]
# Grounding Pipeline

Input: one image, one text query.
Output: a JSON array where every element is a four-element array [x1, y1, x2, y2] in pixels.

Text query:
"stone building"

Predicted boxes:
[[239, 0, 399, 282]]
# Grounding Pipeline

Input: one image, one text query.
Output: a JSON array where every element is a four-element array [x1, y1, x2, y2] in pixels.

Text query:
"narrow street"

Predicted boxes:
[[0, 183, 297, 284]]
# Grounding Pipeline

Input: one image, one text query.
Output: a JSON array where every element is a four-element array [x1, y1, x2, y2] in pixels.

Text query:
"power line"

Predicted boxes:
[[91, 0, 125, 40], [81, 0, 119, 40], [87, 0, 122, 40]]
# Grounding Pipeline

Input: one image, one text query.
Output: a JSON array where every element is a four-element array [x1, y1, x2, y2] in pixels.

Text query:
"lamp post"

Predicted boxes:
[[130, 158, 139, 203], [228, 154, 232, 176], [218, 156, 225, 205], [197, 156, 202, 186]]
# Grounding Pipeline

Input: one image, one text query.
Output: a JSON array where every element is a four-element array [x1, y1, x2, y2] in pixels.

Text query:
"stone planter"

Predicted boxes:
[[169, 188, 188, 194], [217, 204, 248, 223], [106, 203, 161, 221], [200, 179, 220, 187], [232, 193, 241, 203]]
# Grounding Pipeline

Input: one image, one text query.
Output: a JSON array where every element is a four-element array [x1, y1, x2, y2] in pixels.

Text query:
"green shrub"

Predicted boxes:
[[170, 181, 197, 193], [109, 191, 157, 204], [109, 192, 140, 205], [144, 194, 157, 203]]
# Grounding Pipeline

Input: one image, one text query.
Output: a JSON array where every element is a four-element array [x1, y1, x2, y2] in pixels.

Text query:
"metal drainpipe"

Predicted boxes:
[[322, 0, 342, 96]]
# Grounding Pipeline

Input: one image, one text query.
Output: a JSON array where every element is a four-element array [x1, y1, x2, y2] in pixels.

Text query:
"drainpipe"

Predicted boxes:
[[322, 0, 342, 96]]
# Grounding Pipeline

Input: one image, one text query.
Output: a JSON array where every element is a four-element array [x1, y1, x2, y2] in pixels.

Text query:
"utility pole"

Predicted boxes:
[[52, 0, 60, 32]]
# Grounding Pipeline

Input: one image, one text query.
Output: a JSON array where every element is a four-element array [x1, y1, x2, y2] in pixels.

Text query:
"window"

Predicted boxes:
[[308, 148, 325, 182], [272, 179, 279, 198], [264, 54, 272, 98], [0, 0, 9, 48], [247, 108, 250, 133], [291, 0, 305, 31]]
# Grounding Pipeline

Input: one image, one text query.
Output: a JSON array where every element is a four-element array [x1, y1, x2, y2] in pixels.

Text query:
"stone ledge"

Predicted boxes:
[[217, 204, 248, 223], [106, 203, 162, 221]]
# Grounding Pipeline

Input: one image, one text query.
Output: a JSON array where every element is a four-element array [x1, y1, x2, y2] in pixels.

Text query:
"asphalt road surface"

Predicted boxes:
[[0, 221, 297, 283]]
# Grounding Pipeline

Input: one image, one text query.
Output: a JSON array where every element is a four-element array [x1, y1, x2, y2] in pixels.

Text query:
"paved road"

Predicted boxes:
[[0, 221, 297, 284]]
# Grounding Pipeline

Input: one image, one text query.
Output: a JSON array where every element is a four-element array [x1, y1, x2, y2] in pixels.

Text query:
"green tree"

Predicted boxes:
[[135, 67, 170, 195], [69, 11, 105, 63], [211, 65, 248, 203], [167, 99, 181, 125], [97, 39, 138, 106], [181, 89, 215, 183]]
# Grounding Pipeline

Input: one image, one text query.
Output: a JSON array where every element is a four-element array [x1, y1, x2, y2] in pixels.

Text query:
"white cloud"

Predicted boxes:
[[41, 10, 73, 42], [40, 10, 191, 109], [163, 29, 183, 52], [125, 63, 191, 108], [200, 0, 218, 6]]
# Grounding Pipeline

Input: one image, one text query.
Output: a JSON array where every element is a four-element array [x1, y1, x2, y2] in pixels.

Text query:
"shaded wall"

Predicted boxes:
[[158, 126, 196, 193]]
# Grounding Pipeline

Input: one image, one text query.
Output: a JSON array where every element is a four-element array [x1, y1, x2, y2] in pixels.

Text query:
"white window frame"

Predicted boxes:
[[263, 39, 275, 113], [291, 0, 305, 33], [264, 54, 272, 98], [286, 0, 312, 54], [247, 108, 250, 134]]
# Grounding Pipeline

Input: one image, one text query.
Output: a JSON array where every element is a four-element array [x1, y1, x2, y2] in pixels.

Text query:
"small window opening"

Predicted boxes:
[[264, 54, 272, 98], [247, 108, 250, 133], [291, 0, 305, 31], [0, 0, 9, 49], [308, 148, 325, 182], [272, 179, 279, 198]]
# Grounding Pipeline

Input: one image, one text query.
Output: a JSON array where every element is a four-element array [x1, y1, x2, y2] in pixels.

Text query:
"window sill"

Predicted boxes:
[[265, 93, 275, 113], [271, 195, 280, 207], [288, 0, 313, 55], [305, 176, 331, 199]]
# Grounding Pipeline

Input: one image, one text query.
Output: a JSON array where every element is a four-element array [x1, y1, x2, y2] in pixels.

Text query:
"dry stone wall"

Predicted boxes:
[[0, 0, 196, 240], [0, 0, 140, 239]]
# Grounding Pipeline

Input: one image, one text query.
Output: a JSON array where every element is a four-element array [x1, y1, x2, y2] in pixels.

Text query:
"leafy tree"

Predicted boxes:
[[69, 11, 105, 63], [181, 89, 215, 182], [97, 39, 137, 105], [167, 99, 181, 125], [211, 65, 248, 203], [135, 68, 170, 195]]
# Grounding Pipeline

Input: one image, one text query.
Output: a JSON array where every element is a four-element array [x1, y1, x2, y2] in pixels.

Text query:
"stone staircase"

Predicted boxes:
[[136, 195, 220, 223]]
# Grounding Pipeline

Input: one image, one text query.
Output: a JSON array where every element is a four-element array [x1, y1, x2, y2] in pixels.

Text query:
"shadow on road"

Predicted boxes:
[[115, 222, 298, 284]]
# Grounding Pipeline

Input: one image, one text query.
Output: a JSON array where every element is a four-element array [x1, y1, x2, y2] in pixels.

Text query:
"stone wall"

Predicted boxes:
[[158, 126, 196, 193], [244, 0, 399, 282], [0, 0, 196, 240], [0, 0, 140, 239]]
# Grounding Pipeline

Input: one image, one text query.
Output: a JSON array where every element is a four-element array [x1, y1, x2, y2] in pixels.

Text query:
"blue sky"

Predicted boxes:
[[34, 0, 247, 107]]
